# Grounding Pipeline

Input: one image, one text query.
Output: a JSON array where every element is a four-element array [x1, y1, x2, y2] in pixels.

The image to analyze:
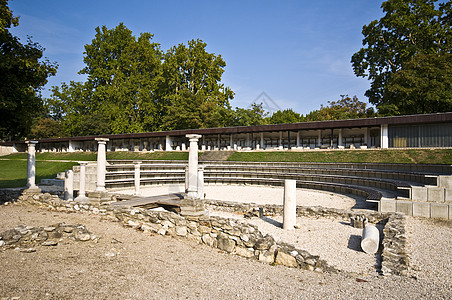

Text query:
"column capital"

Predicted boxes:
[[186, 134, 202, 141], [25, 140, 39, 145], [134, 161, 142, 166], [95, 138, 109, 143], [78, 161, 89, 166]]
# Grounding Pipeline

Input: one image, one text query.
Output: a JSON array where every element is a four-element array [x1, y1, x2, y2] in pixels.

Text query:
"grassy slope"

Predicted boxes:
[[227, 149, 452, 164], [0, 152, 188, 188]]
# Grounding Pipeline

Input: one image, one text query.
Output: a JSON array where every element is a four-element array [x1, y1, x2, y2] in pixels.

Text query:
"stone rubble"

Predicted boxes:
[[0, 189, 410, 276], [0, 222, 96, 252]]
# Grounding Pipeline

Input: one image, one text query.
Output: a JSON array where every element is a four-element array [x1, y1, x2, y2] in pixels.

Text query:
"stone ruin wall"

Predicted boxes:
[[0, 190, 408, 276]]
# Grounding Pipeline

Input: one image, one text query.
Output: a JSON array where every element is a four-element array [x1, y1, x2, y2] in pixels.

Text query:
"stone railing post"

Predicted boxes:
[[134, 161, 141, 195], [64, 169, 74, 201], [283, 179, 297, 229], [75, 162, 88, 202], [95, 138, 109, 192]]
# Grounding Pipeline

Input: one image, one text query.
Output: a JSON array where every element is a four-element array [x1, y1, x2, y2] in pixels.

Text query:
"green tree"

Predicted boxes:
[[306, 95, 375, 121], [160, 39, 234, 130], [267, 109, 304, 124], [351, 0, 452, 115], [382, 53, 452, 115], [0, 0, 57, 140], [232, 103, 268, 126], [79, 23, 163, 134]]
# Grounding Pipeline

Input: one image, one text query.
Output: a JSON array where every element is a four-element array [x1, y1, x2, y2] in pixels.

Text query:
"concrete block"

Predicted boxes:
[[438, 175, 452, 188], [412, 202, 430, 218], [411, 186, 427, 201], [396, 200, 413, 216], [380, 199, 396, 213], [445, 189, 452, 203], [430, 203, 449, 220], [427, 187, 445, 202]]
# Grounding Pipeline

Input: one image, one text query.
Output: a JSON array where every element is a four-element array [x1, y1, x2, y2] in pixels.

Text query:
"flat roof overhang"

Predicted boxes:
[[3, 112, 452, 146]]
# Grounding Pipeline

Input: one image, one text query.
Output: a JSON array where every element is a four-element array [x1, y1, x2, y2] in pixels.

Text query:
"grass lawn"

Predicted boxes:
[[0, 160, 78, 188]]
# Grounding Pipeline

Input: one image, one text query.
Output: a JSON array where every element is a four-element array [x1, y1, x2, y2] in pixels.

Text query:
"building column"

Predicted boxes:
[[317, 130, 322, 147], [68, 141, 75, 152], [260, 132, 264, 149], [95, 138, 109, 192], [279, 131, 283, 147], [381, 124, 389, 149], [338, 129, 343, 147], [25, 141, 39, 190], [296, 131, 300, 147], [165, 135, 172, 151]]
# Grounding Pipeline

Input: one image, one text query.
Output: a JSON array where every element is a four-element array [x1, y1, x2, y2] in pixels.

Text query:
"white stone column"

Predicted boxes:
[[361, 224, 380, 254], [279, 131, 283, 147], [296, 131, 300, 148], [318, 130, 322, 148], [95, 138, 109, 192], [165, 135, 172, 151], [197, 166, 205, 199], [181, 143, 186, 151], [230, 134, 233, 148], [186, 134, 201, 198], [68, 141, 75, 152], [283, 179, 297, 229], [134, 161, 141, 195], [64, 169, 74, 201], [381, 124, 389, 149], [338, 129, 343, 147], [26, 141, 38, 189], [75, 162, 88, 202]]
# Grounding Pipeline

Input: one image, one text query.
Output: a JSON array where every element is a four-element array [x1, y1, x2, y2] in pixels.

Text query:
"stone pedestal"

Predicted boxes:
[[283, 179, 296, 229], [25, 141, 41, 193]]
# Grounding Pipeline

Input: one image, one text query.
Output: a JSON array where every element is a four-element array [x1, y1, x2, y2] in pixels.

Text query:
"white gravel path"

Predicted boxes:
[[118, 184, 379, 274]]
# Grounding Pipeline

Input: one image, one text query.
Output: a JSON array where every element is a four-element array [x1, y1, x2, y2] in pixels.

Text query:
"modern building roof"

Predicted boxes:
[[2, 112, 452, 146]]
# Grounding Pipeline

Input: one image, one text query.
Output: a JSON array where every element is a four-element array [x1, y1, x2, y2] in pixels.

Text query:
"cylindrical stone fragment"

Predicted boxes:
[[283, 179, 297, 229], [361, 224, 380, 254]]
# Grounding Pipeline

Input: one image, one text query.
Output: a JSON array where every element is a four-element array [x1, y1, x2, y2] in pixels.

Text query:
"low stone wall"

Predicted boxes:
[[0, 189, 25, 204], [8, 192, 409, 276]]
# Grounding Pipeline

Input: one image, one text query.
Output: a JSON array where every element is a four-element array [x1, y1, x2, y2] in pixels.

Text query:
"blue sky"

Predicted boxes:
[[8, 0, 384, 115]]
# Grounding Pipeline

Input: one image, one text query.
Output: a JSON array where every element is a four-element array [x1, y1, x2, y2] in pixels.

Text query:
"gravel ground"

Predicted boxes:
[[0, 185, 451, 299]]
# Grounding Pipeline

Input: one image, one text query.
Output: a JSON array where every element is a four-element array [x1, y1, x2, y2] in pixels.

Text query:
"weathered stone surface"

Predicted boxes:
[[254, 235, 275, 251], [201, 234, 216, 247], [235, 246, 254, 258], [217, 232, 235, 253], [175, 226, 188, 237], [198, 225, 211, 234], [275, 250, 298, 267]]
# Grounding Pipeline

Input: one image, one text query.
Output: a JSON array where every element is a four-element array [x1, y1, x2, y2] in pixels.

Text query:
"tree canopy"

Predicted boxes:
[[49, 24, 234, 135], [0, 0, 57, 140], [351, 0, 452, 115]]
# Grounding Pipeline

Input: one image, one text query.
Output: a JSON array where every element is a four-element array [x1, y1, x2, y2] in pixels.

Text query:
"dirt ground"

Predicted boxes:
[[0, 202, 451, 300]]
